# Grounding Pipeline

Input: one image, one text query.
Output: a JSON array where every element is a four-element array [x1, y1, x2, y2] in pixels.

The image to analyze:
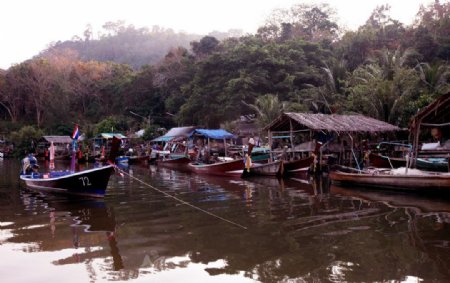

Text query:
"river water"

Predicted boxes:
[[1, 158, 450, 282]]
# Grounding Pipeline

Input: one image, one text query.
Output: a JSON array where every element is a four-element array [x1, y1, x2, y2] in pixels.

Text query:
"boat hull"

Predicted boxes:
[[329, 169, 450, 191], [369, 153, 406, 168], [416, 158, 449, 172], [188, 159, 244, 176], [242, 160, 282, 177], [157, 156, 191, 170], [128, 155, 149, 165], [283, 156, 314, 175], [20, 165, 114, 197], [369, 153, 449, 172]]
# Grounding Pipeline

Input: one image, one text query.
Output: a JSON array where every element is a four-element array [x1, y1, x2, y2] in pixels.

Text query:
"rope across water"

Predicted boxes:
[[113, 166, 248, 230]]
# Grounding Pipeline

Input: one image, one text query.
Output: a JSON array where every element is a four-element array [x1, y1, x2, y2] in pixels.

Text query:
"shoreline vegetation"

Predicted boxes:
[[1, 2, 449, 156]]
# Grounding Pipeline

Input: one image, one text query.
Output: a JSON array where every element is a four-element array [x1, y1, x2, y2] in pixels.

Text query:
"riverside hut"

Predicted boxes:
[[264, 113, 401, 167], [37, 136, 73, 159], [410, 92, 450, 167]]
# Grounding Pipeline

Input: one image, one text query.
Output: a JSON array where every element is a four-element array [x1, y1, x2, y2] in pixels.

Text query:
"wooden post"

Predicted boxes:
[[207, 137, 210, 158], [268, 130, 273, 161], [411, 120, 421, 168], [289, 119, 295, 159], [447, 153, 449, 173], [223, 138, 227, 157]]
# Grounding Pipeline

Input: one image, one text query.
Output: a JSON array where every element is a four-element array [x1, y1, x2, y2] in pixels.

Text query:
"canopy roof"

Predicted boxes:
[[192, 129, 237, 139], [95, 133, 127, 139], [39, 136, 72, 144], [151, 126, 196, 142], [265, 113, 400, 132]]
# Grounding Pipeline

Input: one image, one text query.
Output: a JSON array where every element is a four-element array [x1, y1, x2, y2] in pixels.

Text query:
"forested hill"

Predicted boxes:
[[1, 2, 450, 152], [39, 23, 227, 69]]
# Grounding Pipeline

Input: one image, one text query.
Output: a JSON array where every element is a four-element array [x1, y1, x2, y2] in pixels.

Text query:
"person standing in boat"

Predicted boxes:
[[21, 151, 38, 175]]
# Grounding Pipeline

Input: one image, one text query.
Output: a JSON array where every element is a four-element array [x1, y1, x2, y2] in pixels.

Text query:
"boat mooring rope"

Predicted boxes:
[[113, 166, 248, 230]]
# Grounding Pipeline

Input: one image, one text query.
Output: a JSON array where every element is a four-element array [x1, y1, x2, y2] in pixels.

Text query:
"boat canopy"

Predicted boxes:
[[39, 136, 72, 144], [96, 133, 127, 139], [192, 129, 236, 140], [151, 126, 196, 142]]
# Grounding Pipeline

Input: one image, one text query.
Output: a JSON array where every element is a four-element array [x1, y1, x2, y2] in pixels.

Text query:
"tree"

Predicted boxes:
[[414, 0, 450, 60], [14, 59, 59, 128], [258, 3, 339, 43], [0, 69, 23, 122], [241, 94, 286, 128], [94, 116, 129, 134], [346, 63, 420, 125], [9, 125, 44, 157], [191, 36, 220, 58], [415, 62, 450, 95]]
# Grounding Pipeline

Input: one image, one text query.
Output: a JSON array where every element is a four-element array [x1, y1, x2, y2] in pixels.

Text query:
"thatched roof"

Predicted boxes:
[[39, 136, 72, 144], [264, 113, 400, 132]]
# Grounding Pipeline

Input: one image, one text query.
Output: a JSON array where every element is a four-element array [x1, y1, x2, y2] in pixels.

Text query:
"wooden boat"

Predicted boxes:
[[20, 135, 121, 198], [188, 159, 245, 176], [156, 155, 191, 170], [369, 152, 406, 168], [128, 155, 149, 165], [283, 156, 314, 175], [416, 157, 449, 172], [115, 156, 129, 164], [329, 166, 450, 191], [242, 160, 283, 177], [20, 165, 114, 197], [241, 156, 314, 178], [369, 153, 448, 172]]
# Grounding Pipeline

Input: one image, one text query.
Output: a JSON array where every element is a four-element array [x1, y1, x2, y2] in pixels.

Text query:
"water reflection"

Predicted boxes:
[[1, 159, 450, 282], [16, 193, 123, 271]]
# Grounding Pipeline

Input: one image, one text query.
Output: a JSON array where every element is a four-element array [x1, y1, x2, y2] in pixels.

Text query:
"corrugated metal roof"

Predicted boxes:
[[265, 113, 400, 132]]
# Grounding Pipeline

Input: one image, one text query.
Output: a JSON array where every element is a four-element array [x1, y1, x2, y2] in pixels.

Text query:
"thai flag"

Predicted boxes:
[[72, 124, 79, 140]]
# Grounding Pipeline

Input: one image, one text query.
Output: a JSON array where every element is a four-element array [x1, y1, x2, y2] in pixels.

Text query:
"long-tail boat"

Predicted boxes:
[[329, 165, 450, 191], [20, 132, 120, 198]]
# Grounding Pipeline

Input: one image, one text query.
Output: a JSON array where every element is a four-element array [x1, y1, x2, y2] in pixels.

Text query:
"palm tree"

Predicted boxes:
[[242, 94, 286, 128], [415, 62, 450, 95]]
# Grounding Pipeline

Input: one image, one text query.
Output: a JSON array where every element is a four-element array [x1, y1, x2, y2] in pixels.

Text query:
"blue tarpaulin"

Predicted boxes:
[[192, 129, 236, 140]]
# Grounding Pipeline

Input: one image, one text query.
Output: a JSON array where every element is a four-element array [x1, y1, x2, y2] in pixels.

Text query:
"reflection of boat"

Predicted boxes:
[[329, 166, 450, 191], [44, 197, 124, 271], [20, 165, 115, 197], [188, 159, 245, 176], [330, 185, 450, 212]]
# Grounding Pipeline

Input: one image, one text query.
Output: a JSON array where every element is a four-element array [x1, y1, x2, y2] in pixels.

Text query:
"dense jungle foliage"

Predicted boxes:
[[0, 2, 449, 145]]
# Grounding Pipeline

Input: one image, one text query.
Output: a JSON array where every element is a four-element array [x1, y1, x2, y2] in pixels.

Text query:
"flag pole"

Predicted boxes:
[[70, 124, 80, 172]]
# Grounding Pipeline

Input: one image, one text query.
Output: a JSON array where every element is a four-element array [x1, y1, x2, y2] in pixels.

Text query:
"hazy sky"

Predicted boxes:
[[0, 0, 434, 69]]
